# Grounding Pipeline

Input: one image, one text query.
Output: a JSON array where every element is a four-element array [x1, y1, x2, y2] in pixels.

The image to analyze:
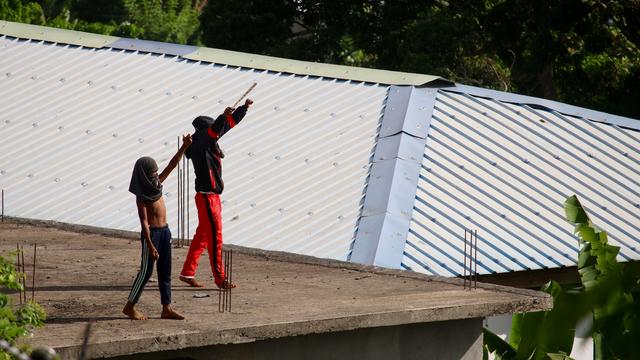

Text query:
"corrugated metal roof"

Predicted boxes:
[[0, 20, 446, 86], [402, 89, 640, 276], [0, 35, 387, 260]]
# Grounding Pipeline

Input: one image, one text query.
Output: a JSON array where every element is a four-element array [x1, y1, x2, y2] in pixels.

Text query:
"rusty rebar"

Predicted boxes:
[[1, 189, 4, 222], [32, 243, 36, 301], [229, 249, 233, 312], [463, 229, 467, 289], [21, 244, 26, 302], [177, 136, 181, 248], [474, 230, 478, 289], [187, 160, 190, 245], [16, 243, 21, 304]]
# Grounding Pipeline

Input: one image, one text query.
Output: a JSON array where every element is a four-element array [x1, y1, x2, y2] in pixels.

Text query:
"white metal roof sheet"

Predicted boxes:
[[402, 90, 640, 276], [0, 36, 387, 261]]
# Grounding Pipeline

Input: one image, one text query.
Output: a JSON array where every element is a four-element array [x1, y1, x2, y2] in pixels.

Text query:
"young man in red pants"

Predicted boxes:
[[179, 99, 253, 289]]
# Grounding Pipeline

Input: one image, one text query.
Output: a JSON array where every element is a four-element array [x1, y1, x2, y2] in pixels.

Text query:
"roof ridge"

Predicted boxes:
[[0, 20, 449, 86]]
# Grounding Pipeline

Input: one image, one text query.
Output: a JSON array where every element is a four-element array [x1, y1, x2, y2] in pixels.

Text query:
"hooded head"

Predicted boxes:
[[129, 156, 162, 202], [191, 115, 225, 158]]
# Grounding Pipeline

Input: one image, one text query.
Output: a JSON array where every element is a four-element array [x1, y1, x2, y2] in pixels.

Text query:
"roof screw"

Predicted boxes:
[[330, 113, 337, 117], [248, 152, 254, 157], [87, 81, 94, 86], [85, 130, 92, 134], [274, 155, 281, 160], [31, 76, 37, 80], [27, 174, 34, 178], [359, 114, 366, 118], [218, 100, 224, 104], [491, 161, 497, 166], [138, 138, 144, 143], [166, 91, 172, 96], [587, 153, 593, 158], [305, 159, 310, 164], [111, 85, 117, 90], [304, 108, 311, 112], [4, 120, 9, 124], [332, 162, 339, 167], [57, 126, 64, 131], [554, 155, 560, 159], [59, 78, 65, 83], [107, 185, 115, 191], [112, 133, 118, 138], [337, 215, 344, 220], [138, 88, 144, 93], [192, 96, 198, 100], [32, 123, 38, 127], [81, 182, 88, 187], [278, 208, 285, 214], [522, 158, 529, 163], [250, 203, 256, 208], [54, 178, 61, 182], [500, 214, 506, 218], [5, 72, 11, 77], [623, 152, 629, 157], [307, 211, 313, 216], [274, 106, 279, 111], [0, 170, 5, 175]]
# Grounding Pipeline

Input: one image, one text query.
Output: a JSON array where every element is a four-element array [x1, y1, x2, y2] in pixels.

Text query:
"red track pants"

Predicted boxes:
[[180, 192, 225, 287]]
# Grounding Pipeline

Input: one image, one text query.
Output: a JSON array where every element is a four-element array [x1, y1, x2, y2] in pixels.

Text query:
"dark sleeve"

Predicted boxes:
[[208, 105, 249, 139]]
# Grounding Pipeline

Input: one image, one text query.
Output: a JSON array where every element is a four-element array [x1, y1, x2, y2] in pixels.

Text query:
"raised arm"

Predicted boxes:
[[159, 133, 192, 183], [208, 99, 253, 139], [136, 200, 158, 261]]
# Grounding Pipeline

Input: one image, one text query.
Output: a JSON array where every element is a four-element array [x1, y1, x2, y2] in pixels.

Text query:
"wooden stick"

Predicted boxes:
[[231, 82, 257, 108]]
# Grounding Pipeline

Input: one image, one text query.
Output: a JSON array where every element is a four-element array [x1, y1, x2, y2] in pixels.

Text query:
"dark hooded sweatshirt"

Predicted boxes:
[[187, 105, 248, 194], [129, 157, 163, 202]]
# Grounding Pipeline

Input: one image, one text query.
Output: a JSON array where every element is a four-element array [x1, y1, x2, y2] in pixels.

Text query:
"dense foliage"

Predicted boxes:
[[1, 0, 639, 118], [0, 251, 47, 360], [484, 195, 640, 359]]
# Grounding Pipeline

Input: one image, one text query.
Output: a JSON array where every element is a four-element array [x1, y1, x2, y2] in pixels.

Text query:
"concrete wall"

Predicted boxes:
[[109, 318, 483, 360]]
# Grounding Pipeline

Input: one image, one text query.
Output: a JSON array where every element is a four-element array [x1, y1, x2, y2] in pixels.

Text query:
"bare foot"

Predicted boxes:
[[123, 302, 148, 320], [179, 275, 204, 288], [217, 280, 236, 290], [161, 305, 184, 320]]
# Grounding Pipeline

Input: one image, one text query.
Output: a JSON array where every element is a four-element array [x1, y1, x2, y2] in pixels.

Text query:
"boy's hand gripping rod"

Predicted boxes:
[[231, 82, 257, 108]]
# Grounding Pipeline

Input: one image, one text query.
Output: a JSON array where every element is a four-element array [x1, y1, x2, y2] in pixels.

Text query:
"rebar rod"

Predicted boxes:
[[463, 229, 467, 289], [21, 244, 26, 302], [16, 243, 21, 304], [474, 230, 478, 289], [32, 243, 36, 301]]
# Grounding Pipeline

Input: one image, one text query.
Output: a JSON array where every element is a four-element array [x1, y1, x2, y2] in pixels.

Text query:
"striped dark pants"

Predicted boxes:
[[128, 225, 172, 304]]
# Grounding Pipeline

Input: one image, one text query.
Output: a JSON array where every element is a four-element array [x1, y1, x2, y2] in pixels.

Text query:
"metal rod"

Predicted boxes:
[[1, 189, 4, 222], [79, 322, 92, 360], [229, 249, 233, 312], [16, 243, 21, 305], [474, 230, 478, 289], [182, 156, 186, 247], [32, 243, 36, 301], [187, 160, 190, 245], [463, 229, 467, 289], [177, 136, 181, 248], [21, 245, 26, 303]]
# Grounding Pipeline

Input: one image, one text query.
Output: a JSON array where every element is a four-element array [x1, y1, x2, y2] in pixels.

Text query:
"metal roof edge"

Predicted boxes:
[[0, 20, 449, 86], [0, 20, 118, 48], [182, 47, 447, 86], [445, 83, 640, 130]]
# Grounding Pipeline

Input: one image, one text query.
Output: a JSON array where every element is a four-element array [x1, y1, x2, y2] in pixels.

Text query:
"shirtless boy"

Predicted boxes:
[[123, 134, 192, 320]]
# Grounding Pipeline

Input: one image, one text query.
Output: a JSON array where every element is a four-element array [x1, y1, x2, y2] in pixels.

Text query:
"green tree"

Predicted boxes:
[[484, 195, 640, 359]]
